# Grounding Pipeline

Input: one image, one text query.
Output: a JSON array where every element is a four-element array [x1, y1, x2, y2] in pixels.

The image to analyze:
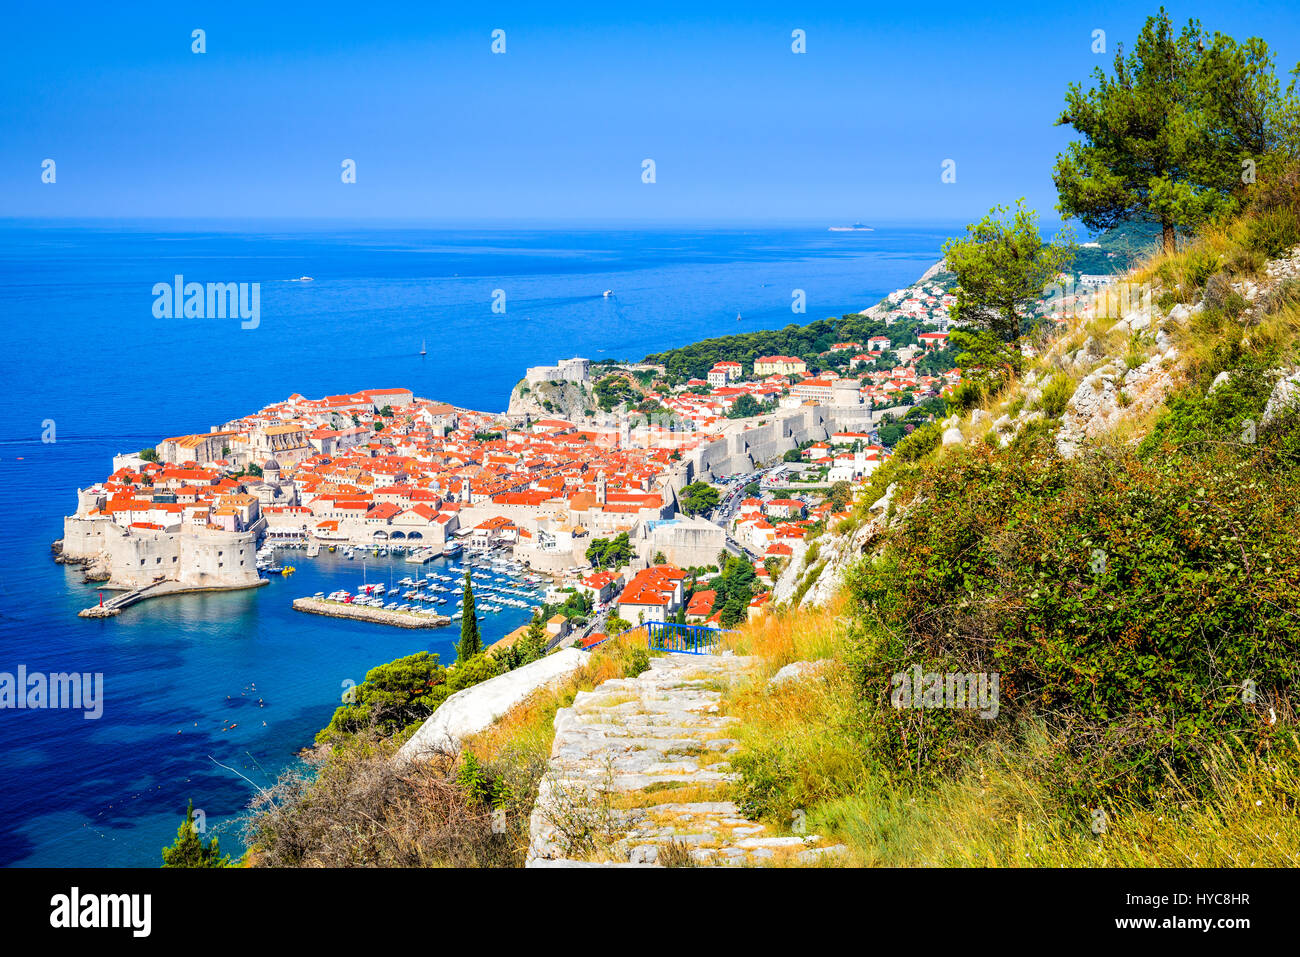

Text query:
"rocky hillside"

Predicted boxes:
[[505, 377, 596, 421], [775, 241, 1300, 612]]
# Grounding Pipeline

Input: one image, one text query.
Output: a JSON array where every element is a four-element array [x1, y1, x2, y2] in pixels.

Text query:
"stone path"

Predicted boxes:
[[525, 652, 845, 867]]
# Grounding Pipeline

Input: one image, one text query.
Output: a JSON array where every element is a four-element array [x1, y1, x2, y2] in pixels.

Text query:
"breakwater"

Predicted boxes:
[[291, 597, 450, 628]]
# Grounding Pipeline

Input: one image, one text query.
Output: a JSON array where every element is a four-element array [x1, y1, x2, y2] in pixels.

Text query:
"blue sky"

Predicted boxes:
[[2, 1, 1298, 223]]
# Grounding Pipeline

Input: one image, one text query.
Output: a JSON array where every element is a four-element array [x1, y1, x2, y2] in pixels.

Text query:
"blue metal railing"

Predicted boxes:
[[585, 620, 734, 655]]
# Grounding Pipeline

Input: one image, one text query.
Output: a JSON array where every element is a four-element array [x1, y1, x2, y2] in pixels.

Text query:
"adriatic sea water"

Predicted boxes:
[[0, 220, 954, 866]]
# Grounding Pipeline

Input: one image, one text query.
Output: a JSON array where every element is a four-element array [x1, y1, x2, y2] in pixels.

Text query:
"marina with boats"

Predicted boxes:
[[270, 541, 556, 630]]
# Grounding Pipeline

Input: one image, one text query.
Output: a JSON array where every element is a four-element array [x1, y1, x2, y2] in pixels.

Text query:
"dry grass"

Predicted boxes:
[[815, 730, 1300, 868], [720, 593, 849, 676], [245, 637, 645, 867], [715, 599, 1300, 867]]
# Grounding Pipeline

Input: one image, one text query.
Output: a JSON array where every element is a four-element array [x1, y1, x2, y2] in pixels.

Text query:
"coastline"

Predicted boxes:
[[11, 223, 958, 868]]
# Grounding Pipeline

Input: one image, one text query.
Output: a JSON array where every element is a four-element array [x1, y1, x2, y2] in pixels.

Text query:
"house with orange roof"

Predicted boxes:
[[577, 569, 624, 603], [615, 565, 686, 621], [685, 588, 717, 623]]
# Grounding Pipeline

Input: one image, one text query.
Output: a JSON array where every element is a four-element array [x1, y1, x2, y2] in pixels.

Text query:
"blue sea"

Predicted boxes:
[[0, 220, 955, 867]]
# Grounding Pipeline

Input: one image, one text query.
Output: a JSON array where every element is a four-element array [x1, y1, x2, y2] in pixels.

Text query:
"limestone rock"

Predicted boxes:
[[397, 648, 589, 762], [1127, 309, 1152, 332], [1262, 369, 1300, 427], [768, 660, 831, 687]]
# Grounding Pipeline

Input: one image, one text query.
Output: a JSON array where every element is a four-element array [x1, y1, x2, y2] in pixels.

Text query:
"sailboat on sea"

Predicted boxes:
[[419, 339, 427, 356]]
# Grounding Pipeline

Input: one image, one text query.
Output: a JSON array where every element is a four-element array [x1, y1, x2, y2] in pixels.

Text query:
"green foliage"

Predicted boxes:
[[891, 422, 942, 463], [906, 396, 948, 421], [1054, 10, 1300, 251], [679, 481, 720, 516], [318, 651, 448, 742], [946, 379, 982, 413], [877, 421, 910, 448], [138, 447, 159, 463], [447, 654, 501, 692], [1138, 360, 1281, 455], [827, 480, 852, 511], [538, 589, 593, 623], [941, 200, 1076, 344], [623, 645, 651, 677], [161, 800, 231, 867], [847, 422, 1300, 803], [1240, 203, 1300, 258], [949, 328, 1023, 390], [1039, 373, 1075, 418], [643, 314, 929, 381], [493, 613, 549, 671], [594, 374, 638, 411], [727, 394, 765, 419], [713, 554, 758, 626], [459, 572, 482, 661], [586, 532, 633, 569]]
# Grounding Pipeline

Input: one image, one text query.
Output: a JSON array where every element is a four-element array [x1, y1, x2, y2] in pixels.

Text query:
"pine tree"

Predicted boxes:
[[1053, 10, 1298, 253], [160, 800, 230, 868], [520, 612, 547, 662], [458, 570, 481, 661]]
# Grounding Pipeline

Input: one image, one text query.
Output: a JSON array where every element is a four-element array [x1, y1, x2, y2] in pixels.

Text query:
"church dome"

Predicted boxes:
[[263, 458, 280, 471]]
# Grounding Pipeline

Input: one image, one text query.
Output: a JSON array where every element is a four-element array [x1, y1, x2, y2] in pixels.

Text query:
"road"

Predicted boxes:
[[704, 465, 777, 562]]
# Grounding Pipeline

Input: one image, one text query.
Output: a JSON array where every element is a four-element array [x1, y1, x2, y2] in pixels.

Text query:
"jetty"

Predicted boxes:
[[292, 597, 450, 628], [404, 547, 441, 564], [79, 578, 268, 618]]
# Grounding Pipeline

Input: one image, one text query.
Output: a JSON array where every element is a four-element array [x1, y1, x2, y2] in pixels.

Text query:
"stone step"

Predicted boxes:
[[527, 652, 839, 867]]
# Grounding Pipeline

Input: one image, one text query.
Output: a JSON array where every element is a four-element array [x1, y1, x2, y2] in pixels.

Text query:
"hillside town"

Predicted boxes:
[[56, 262, 1104, 630]]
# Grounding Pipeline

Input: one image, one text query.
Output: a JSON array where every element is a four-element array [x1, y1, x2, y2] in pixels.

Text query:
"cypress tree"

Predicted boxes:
[[458, 570, 481, 661]]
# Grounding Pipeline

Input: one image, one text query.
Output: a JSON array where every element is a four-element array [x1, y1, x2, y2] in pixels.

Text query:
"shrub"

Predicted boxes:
[[845, 432, 1300, 804], [1203, 272, 1248, 320], [1039, 373, 1074, 418], [1240, 205, 1300, 259], [892, 422, 942, 463], [1138, 359, 1275, 455], [1158, 245, 1220, 303], [947, 381, 985, 413]]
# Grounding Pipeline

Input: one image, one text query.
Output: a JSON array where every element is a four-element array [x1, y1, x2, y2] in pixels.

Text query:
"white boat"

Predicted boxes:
[[603, 290, 613, 297]]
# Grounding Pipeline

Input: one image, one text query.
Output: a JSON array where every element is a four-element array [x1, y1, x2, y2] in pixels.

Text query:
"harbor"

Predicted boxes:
[[275, 542, 554, 626], [288, 545, 548, 629]]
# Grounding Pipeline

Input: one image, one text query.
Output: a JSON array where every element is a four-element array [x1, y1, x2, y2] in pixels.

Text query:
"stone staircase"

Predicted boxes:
[[525, 652, 846, 867]]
